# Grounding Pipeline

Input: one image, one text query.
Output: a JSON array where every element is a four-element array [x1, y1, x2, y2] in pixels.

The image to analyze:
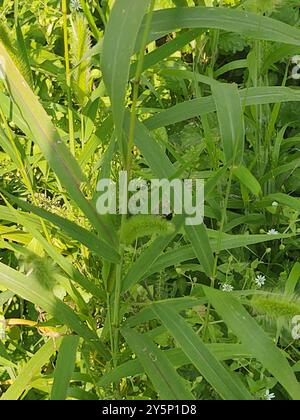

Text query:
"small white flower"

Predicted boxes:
[[221, 283, 234, 292], [267, 229, 279, 235], [291, 316, 300, 340], [265, 389, 275, 400], [292, 324, 300, 340], [255, 274, 266, 288], [70, 0, 82, 11], [272, 201, 279, 208]]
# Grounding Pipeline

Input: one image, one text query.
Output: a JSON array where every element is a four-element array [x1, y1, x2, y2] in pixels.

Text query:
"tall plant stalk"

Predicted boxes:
[[62, 0, 76, 156], [111, 0, 156, 367]]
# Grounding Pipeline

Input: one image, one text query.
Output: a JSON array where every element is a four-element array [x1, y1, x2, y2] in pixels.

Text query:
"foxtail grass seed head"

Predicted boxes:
[[251, 293, 300, 319]]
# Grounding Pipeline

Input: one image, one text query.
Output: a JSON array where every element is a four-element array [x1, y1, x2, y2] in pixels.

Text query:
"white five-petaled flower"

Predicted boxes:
[[265, 389, 275, 400], [272, 201, 279, 207], [221, 283, 234, 292], [255, 274, 266, 288], [267, 229, 279, 235], [70, 0, 82, 11]]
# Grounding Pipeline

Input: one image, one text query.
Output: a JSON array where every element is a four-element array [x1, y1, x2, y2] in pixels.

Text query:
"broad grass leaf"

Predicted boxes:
[[51, 336, 80, 400], [204, 287, 300, 400], [121, 327, 194, 400]]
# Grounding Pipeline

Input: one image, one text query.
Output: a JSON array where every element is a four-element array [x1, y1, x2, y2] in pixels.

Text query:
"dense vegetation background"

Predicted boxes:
[[0, 0, 299, 400]]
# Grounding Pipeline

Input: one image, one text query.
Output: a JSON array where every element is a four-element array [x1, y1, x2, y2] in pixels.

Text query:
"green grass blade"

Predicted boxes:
[[204, 287, 300, 400], [51, 336, 80, 400], [130, 117, 215, 280], [151, 304, 252, 400], [233, 165, 262, 197], [0, 205, 105, 301], [185, 224, 214, 278], [122, 234, 175, 294], [101, 0, 150, 157], [121, 327, 194, 400], [148, 233, 292, 277], [211, 81, 245, 164], [145, 87, 300, 130], [98, 343, 250, 388], [1, 338, 61, 400], [142, 7, 300, 46], [3, 191, 120, 264], [0, 263, 109, 359], [261, 193, 300, 213], [0, 42, 112, 243], [285, 263, 300, 296], [171, 0, 188, 6], [129, 29, 202, 78]]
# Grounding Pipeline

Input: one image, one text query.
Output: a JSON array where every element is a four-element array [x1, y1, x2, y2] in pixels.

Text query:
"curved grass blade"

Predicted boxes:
[[233, 166, 262, 197], [204, 287, 300, 400], [0, 42, 113, 243], [151, 304, 252, 400], [141, 7, 300, 46], [145, 87, 300, 130], [147, 233, 292, 276], [51, 336, 80, 400], [0, 263, 109, 359], [212, 81, 245, 164], [260, 193, 300, 213], [101, 0, 150, 157], [0, 205, 105, 301], [128, 116, 215, 282], [285, 263, 300, 296], [2, 190, 120, 264], [98, 344, 250, 388], [1, 338, 62, 400], [121, 327, 194, 400], [185, 224, 214, 278], [129, 29, 202, 78]]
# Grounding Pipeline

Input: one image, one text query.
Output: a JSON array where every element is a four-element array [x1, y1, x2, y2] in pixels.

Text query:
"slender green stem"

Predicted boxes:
[[95, 1, 107, 28], [254, 40, 263, 176], [80, 0, 101, 40], [14, 0, 19, 24], [106, 292, 116, 367], [112, 247, 124, 365], [62, 0, 76, 156]]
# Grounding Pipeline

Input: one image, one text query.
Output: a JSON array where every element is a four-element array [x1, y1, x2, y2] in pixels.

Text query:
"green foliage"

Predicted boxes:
[[0, 22, 33, 87], [0, 0, 299, 402]]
